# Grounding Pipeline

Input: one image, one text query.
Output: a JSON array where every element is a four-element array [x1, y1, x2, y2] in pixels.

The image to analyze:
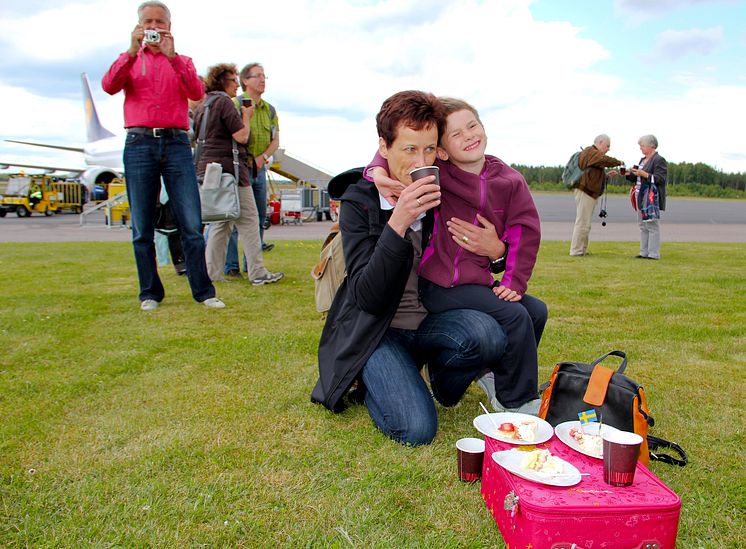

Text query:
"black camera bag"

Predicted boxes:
[[539, 351, 687, 466]]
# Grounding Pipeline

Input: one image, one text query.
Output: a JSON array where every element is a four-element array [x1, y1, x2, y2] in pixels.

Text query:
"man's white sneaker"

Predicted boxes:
[[201, 297, 226, 309], [251, 272, 284, 286], [140, 299, 159, 311]]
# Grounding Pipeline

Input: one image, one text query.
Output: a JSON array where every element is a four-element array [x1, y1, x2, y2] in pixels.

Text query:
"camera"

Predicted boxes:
[[143, 29, 161, 44], [242, 98, 253, 108], [599, 208, 608, 227]]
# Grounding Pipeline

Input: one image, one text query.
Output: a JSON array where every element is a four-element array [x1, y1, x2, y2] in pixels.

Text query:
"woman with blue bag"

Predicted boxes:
[[627, 135, 667, 260]]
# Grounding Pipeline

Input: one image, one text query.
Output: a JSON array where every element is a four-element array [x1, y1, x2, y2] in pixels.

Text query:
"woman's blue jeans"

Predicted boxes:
[[361, 309, 506, 446], [123, 131, 215, 303]]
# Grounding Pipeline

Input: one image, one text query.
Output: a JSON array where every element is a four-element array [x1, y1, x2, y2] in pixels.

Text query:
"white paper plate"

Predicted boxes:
[[473, 412, 553, 445], [492, 449, 582, 487], [554, 421, 620, 460]]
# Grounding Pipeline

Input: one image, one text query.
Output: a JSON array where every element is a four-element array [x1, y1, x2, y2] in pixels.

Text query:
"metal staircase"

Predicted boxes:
[[79, 191, 129, 228]]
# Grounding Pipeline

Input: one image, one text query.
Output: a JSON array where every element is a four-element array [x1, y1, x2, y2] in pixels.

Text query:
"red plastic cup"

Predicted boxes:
[[456, 437, 485, 482], [602, 430, 643, 487], [409, 165, 440, 186]]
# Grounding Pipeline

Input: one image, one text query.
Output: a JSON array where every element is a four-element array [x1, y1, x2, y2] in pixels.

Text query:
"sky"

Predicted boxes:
[[1, 0, 745, 177]]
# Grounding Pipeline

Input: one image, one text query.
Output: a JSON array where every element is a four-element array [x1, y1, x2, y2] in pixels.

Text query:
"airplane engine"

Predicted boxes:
[[80, 167, 122, 193]]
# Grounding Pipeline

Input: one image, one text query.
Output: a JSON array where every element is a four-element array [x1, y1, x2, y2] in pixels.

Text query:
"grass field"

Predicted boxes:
[[1, 240, 744, 547]]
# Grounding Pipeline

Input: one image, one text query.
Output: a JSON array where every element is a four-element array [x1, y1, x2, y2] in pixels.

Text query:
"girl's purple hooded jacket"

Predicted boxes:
[[418, 155, 540, 295]]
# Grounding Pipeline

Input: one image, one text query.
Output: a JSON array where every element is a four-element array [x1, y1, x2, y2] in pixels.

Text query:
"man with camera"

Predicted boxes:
[[102, 1, 224, 310], [569, 134, 622, 257]]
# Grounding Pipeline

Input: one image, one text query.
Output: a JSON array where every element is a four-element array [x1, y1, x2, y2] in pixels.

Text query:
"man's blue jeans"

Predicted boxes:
[[252, 166, 268, 244], [361, 309, 507, 446], [123, 131, 215, 303], [225, 166, 267, 272]]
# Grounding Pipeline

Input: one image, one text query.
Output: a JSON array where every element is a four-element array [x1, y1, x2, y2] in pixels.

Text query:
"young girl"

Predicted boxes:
[[366, 98, 546, 413]]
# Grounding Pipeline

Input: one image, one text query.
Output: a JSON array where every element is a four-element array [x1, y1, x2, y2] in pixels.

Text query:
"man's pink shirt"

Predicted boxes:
[[102, 48, 204, 130]]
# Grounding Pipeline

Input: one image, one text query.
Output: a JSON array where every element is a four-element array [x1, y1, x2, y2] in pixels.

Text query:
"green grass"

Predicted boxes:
[[1, 240, 744, 547]]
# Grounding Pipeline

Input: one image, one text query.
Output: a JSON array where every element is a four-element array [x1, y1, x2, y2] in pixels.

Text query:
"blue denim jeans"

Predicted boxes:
[[123, 131, 215, 303], [224, 226, 245, 273], [251, 166, 268, 244], [225, 166, 267, 272], [361, 309, 506, 446]]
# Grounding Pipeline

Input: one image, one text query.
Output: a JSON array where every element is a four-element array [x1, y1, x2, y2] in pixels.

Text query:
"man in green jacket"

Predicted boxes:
[[570, 134, 622, 256]]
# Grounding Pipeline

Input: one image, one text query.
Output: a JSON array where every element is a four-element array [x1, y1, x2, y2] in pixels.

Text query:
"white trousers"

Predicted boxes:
[[639, 214, 661, 259], [205, 185, 270, 281], [570, 189, 598, 256]]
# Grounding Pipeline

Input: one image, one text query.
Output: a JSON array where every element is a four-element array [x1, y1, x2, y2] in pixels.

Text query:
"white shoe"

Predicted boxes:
[[140, 299, 159, 311], [476, 370, 501, 410], [201, 297, 225, 309], [507, 398, 541, 416]]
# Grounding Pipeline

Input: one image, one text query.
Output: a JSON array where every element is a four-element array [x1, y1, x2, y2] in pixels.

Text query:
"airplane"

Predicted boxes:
[[1, 73, 124, 191], [2, 73, 332, 195]]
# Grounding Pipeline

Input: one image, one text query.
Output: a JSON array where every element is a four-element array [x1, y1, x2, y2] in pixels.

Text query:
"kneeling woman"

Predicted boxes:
[[194, 63, 283, 286]]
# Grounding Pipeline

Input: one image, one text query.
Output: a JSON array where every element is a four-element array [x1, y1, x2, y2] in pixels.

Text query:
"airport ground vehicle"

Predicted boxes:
[[0, 174, 86, 217]]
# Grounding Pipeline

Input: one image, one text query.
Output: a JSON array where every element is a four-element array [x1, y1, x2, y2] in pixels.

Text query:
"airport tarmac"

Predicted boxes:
[[1, 196, 744, 243]]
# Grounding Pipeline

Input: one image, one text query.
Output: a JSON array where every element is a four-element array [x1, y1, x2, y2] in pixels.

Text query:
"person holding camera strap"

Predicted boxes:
[[102, 1, 223, 310], [569, 134, 622, 257]]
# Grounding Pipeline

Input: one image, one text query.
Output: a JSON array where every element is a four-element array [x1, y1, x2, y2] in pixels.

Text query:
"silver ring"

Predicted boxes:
[[416, 198, 422, 206], [462, 236, 469, 243]]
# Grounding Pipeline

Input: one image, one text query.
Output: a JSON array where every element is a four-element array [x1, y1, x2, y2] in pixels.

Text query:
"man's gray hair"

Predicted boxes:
[[138, 1, 171, 22], [594, 134, 610, 146], [239, 63, 263, 90], [639, 134, 658, 149]]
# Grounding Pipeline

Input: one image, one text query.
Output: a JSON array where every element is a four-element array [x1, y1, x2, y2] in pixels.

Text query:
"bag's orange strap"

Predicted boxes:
[[583, 364, 614, 406], [538, 364, 561, 419], [311, 256, 329, 280]]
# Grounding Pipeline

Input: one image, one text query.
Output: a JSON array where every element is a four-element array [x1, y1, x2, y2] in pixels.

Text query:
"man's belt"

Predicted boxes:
[[127, 127, 187, 138]]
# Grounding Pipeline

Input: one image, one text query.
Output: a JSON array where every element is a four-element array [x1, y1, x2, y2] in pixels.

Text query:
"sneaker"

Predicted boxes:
[[251, 271, 284, 286], [507, 398, 542, 416], [476, 370, 501, 410], [225, 268, 241, 277], [201, 297, 226, 309], [262, 242, 275, 252], [140, 299, 159, 311]]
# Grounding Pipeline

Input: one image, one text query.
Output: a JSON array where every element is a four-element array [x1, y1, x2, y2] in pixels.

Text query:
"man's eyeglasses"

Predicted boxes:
[[246, 74, 267, 80]]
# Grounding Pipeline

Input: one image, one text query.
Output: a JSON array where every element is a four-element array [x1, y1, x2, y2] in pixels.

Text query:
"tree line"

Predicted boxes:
[[513, 161, 746, 191]]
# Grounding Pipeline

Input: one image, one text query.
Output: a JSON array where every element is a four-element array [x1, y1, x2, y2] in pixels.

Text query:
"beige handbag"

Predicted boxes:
[[311, 222, 346, 315]]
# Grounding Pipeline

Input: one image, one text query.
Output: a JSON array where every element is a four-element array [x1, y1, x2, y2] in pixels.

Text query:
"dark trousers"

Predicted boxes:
[[421, 281, 548, 408], [123, 132, 215, 302]]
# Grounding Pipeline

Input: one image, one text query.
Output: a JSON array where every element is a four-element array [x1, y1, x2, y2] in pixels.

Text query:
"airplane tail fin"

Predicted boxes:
[[81, 73, 116, 143]]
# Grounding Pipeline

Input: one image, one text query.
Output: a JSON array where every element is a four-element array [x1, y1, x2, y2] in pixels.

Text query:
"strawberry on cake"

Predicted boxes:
[[496, 419, 538, 442]]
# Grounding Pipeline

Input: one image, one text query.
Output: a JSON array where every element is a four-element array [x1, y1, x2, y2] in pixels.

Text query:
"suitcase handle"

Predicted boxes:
[[590, 350, 627, 374]]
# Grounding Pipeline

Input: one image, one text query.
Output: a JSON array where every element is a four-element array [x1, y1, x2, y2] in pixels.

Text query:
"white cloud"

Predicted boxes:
[[1, 0, 745, 175], [615, 0, 729, 16], [650, 27, 723, 61]]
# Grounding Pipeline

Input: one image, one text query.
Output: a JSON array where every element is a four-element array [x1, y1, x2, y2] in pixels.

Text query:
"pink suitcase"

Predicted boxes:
[[481, 435, 681, 548]]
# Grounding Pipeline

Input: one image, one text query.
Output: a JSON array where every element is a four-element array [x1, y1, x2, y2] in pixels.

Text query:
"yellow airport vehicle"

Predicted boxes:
[[0, 174, 84, 217], [0, 174, 88, 217]]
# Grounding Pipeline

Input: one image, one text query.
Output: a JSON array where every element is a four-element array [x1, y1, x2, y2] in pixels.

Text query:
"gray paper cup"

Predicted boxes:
[[409, 165, 440, 186], [456, 437, 485, 482]]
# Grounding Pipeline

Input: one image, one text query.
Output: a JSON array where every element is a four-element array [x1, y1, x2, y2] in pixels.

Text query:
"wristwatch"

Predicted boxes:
[[262, 153, 270, 162], [489, 241, 509, 274]]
